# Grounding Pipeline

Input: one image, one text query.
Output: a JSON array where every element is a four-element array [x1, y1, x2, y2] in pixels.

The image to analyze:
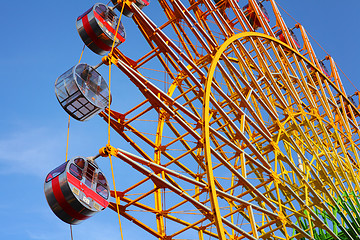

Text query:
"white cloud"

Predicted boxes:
[[0, 127, 66, 178], [25, 213, 125, 240], [0, 126, 152, 240], [27, 231, 66, 240]]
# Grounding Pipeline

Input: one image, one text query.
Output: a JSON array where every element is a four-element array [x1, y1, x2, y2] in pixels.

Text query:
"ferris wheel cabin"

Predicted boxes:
[[111, 0, 150, 18], [243, 0, 270, 30], [76, 3, 126, 55], [55, 63, 110, 121], [275, 29, 301, 49], [319, 61, 331, 78], [44, 157, 110, 225]]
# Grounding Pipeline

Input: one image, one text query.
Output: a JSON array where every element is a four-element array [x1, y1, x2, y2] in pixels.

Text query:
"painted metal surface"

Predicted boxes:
[[96, 1, 360, 238], [44, 157, 109, 224], [55, 0, 360, 239], [55, 63, 110, 121], [111, 0, 150, 18], [76, 3, 125, 55]]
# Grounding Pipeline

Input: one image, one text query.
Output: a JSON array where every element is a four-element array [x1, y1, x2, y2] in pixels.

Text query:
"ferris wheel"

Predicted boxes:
[[45, 0, 360, 239]]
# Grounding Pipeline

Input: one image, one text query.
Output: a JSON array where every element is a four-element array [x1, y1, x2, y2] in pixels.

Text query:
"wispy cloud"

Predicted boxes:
[[0, 127, 65, 178], [26, 214, 126, 240], [0, 125, 150, 240]]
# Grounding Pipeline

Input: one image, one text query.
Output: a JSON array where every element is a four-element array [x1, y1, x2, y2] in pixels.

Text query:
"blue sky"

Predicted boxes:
[[0, 0, 359, 239]]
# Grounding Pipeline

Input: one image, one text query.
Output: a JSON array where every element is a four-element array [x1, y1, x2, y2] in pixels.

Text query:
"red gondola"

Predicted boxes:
[[306, 59, 332, 79], [111, 0, 150, 18], [44, 157, 110, 224], [319, 61, 331, 78], [76, 3, 126, 55], [275, 29, 301, 49], [337, 92, 360, 118], [243, 0, 270, 30]]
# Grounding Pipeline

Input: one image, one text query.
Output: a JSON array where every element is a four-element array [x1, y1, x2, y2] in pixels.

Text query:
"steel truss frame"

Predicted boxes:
[[96, 0, 360, 239]]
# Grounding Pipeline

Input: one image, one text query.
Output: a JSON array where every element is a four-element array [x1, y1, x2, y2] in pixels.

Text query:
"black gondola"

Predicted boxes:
[[76, 3, 126, 55], [44, 157, 110, 225]]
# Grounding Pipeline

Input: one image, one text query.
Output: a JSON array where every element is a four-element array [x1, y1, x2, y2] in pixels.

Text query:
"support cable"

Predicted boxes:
[[65, 44, 85, 163], [107, 2, 126, 240], [65, 44, 85, 240], [70, 224, 74, 240], [275, 2, 359, 93]]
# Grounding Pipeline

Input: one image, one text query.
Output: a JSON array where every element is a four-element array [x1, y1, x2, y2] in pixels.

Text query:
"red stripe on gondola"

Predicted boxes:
[[278, 32, 286, 43], [52, 176, 90, 221], [262, 12, 270, 23], [67, 172, 109, 208], [93, 11, 125, 43], [81, 15, 111, 52], [142, 0, 150, 6]]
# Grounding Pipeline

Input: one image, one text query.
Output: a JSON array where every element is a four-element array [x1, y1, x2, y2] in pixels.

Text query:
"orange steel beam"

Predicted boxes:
[[115, 147, 274, 239], [108, 202, 164, 239], [269, 0, 298, 50], [116, 148, 277, 217], [97, 1, 360, 238]]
